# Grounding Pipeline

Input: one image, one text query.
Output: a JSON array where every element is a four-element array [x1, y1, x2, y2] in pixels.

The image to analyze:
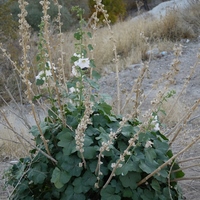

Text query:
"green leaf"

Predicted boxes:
[[89, 59, 96, 68], [115, 161, 134, 176], [85, 126, 100, 136], [122, 188, 133, 198], [93, 114, 108, 127], [140, 189, 155, 200], [139, 160, 158, 174], [100, 185, 121, 200], [62, 185, 85, 200], [51, 167, 71, 189], [73, 171, 96, 193], [88, 44, 93, 51], [92, 70, 101, 80], [82, 146, 98, 159], [87, 31, 92, 38], [61, 155, 82, 177], [144, 148, 157, 163], [153, 139, 169, 153], [36, 78, 44, 86], [110, 179, 122, 193], [119, 171, 141, 190], [121, 125, 136, 137], [27, 163, 47, 184], [30, 122, 49, 137], [74, 32, 82, 40], [85, 77, 99, 90], [57, 128, 76, 155], [151, 179, 161, 193]]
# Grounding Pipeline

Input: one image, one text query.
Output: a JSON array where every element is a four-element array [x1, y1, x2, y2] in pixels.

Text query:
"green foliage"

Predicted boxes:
[[88, 0, 126, 24], [10, 0, 78, 32], [5, 104, 184, 199]]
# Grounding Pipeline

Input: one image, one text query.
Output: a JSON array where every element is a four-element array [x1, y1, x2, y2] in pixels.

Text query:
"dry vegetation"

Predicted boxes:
[[0, 0, 200, 199]]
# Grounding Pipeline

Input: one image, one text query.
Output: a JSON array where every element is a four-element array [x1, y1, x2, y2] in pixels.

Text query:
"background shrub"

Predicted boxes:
[[88, 0, 126, 24]]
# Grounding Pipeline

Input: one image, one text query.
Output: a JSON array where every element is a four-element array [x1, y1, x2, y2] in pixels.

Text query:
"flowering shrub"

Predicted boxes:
[[3, 0, 185, 200]]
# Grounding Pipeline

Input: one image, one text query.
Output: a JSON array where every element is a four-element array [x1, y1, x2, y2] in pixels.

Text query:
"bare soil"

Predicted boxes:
[[0, 37, 200, 199]]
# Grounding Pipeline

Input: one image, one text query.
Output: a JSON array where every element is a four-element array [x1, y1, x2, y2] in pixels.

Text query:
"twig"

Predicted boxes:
[[171, 176, 200, 182], [178, 156, 200, 164]]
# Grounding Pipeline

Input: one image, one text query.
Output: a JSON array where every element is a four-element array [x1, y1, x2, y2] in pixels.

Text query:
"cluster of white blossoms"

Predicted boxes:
[[71, 53, 90, 77], [36, 61, 56, 81]]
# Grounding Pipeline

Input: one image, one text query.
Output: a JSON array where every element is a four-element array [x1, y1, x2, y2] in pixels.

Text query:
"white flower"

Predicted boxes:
[[46, 61, 56, 71], [69, 87, 79, 94], [145, 141, 154, 148], [74, 58, 90, 69], [73, 53, 82, 58], [72, 65, 80, 77], [152, 115, 160, 131], [36, 70, 52, 81], [154, 123, 160, 131]]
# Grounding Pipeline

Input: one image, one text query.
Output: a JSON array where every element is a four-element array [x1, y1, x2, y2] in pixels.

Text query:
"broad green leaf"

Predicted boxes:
[[110, 179, 123, 193], [121, 125, 135, 137], [119, 171, 141, 190], [85, 126, 100, 136], [51, 167, 71, 189], [82, 146, 98, 159], [153, 139, 169, 153], [122, 188, 133, 198], [61, 155, 82, 177], [74, 32, 82, 40], [36, 78, 44, 86], [57, 128, 76, 155], [62, 185, 85, 200], [139, 160, 158, 174], [151, 179, 161, 193], [73, 171, 96, 193], [144, 148, 157, 163], [89, 59, 96, 68], [87, 31, 92, 38], [92, 70, 101, 80], [100, 185, 121, 200], [85, 77, 99, 89], [115, 161, 135, 176], [93, 114, 108, 127], [30, 122, 49, 137], [27, 163, 47, 184], [88, 44, 93, 51], [140, 189, 155, 200]]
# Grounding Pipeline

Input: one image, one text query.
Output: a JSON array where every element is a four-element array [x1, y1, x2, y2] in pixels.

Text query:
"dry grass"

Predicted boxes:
[[60, 2, 199, 74]]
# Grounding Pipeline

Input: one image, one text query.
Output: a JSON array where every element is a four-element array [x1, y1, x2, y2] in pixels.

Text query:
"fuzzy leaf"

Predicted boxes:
[[62, 185, 85, 200], [57, 128, 76, 155], [51, 167, 71, 189], [61, 155, 82, 177], [100, 185, 121, 200], [73, 171, 96, 193], [119, 172, 141, 190]]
